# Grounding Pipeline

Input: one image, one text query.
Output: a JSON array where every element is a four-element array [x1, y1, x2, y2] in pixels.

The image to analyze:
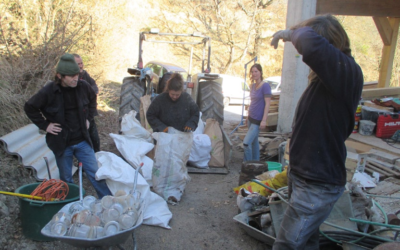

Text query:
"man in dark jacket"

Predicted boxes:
[[146, 73, 199, 133], [270, 14, 363, 250], [24, 53, 111, 198], [73, 53, 101, 152]]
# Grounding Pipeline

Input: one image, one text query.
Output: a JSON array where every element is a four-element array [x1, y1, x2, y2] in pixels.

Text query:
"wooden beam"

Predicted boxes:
[[373, 17, 393, 46], [361, 87, 400, 100], [378, 18, 400, 88], [316, 0, 400, 17]]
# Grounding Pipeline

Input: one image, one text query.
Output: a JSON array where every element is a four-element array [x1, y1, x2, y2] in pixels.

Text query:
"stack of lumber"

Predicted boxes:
[[244, 93, 280, 127], [234, 125, 291, 160], [266, 93, 279, 127], [365, 160, 400, 180]]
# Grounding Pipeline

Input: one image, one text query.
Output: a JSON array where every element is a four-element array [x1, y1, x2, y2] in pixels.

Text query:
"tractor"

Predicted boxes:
[[119, 29, 224, 126]]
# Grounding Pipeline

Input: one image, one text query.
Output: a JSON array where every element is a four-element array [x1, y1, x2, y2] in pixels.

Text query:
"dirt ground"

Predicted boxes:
[[0, 100, 269, 250]]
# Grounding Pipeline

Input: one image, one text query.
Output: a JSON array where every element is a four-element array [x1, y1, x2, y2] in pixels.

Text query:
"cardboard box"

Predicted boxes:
[[345, 140, 372, 182]]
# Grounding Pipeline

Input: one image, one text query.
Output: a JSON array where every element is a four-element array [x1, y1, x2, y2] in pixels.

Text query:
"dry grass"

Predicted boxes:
[[95, 80, 122, 155]]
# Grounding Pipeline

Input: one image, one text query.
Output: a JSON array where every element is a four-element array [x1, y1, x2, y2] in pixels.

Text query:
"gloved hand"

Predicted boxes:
[[163, 127, 168, 133], [270, 29, 293, 49], [184, 126, 193, 132]]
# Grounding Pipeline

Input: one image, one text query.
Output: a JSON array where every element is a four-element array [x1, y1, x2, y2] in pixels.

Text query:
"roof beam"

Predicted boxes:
[[373, 17, 393, 46], [316, 0, 400, 17], [377, 18, 400, 88]]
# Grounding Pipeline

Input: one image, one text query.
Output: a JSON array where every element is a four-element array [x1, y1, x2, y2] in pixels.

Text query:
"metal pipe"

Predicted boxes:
[[230, 56, 257, 135], [145, 40, 203, 45], [188, 47, 193, 76]]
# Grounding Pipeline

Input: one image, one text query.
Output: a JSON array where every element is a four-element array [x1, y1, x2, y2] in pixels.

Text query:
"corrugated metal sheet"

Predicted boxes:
[[0, 124, 60, 181]]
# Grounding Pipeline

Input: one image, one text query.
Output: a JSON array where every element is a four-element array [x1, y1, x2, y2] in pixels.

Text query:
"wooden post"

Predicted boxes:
[[277, 0, 316, 133], [374, 17, 400, 88]]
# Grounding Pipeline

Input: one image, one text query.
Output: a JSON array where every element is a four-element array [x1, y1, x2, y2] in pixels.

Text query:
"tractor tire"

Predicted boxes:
[[198, 80, 224, 125], [119, 76, 146, 122]]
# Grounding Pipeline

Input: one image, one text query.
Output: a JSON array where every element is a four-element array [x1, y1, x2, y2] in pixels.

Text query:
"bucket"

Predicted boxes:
[[238, 161, 268, 185], [266, 161, 282, 173], [15, 182, 84, 241], [359, 120, 376, 136]]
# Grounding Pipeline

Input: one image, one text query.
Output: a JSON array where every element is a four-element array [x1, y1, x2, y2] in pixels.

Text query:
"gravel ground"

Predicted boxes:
[[0, 104, 270, 250], [2, 102, 399, 250]]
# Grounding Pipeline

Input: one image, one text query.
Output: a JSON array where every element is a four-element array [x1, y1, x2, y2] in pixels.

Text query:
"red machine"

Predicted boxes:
[[375, 114, 400, 138]]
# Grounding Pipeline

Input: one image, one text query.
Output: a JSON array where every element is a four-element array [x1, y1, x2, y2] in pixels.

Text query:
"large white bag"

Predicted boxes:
[[95, 152, 172, 229], [109, 133, 154, 186], [120, 110, 152, 142], [188, 134, 212, 168], [193, 112, 205, 135], [152, 128, 193, 202]]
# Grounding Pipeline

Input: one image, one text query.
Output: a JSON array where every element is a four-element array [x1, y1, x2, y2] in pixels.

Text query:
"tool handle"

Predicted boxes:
[[0, 191, 53, 201], [43, 157, 52, 179], [132, 163, 144, 196], [78, 162, 83, 202]]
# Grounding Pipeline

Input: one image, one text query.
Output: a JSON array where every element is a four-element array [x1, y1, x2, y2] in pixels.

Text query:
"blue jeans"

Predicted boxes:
[[273, 170, 345, 250], [55, 140, 111, 199], [243, 121, 260, 161]]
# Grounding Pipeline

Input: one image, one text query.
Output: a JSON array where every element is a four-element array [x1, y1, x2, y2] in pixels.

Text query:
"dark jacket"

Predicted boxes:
[[79, 70, 98, 94], [289, 27, 363, 186], [146, 92, 200, 132], [24, 80, 97, 156]]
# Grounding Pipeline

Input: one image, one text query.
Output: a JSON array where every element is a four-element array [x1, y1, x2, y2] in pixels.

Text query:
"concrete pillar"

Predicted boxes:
[[277, 0, 316, 133]]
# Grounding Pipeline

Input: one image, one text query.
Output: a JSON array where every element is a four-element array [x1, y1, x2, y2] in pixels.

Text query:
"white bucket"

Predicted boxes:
[[359, 120, 376, 136]]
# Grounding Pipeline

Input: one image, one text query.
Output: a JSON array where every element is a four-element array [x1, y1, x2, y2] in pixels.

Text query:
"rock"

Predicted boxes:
[[0, 200, 10, 216]]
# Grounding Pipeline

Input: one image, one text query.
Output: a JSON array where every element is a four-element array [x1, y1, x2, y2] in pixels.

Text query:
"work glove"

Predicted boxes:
[[184, 126, 193, 132], [270, 29, 293, 49]]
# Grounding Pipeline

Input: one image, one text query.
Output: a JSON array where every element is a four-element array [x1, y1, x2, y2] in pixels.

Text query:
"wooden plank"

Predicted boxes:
[[373, 17, 393, 46], [361, 87, 400, 100], [368, 161, 400, 177], [316, 0, 400, 17], [378, 18, 400, 88], [348, 134, 400, 157], [363, 81, 378, 89], [365, 168, 387, 179], [267, 112, 278, 126], [366, 163, 393, 177]]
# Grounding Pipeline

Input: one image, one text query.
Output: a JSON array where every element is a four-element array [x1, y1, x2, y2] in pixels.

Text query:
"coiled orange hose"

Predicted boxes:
[[30, 179, 69, 201]]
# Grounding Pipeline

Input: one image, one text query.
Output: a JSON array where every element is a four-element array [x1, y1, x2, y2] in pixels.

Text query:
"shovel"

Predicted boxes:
[[131, 162, 144, 200]]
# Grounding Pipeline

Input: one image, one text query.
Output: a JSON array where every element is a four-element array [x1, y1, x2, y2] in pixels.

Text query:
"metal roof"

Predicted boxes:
[[0, 124, 60, 181]]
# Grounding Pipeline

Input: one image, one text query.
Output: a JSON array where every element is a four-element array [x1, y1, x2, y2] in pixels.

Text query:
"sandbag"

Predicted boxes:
[[193, 112, 205, 135], [152, 127, 193, 202], [188, 134, 212, 168], [120, 110, 152, 142], [95, 151, 172, 229], [204, 118, 224, 167], [109, 133, 154, 186]]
